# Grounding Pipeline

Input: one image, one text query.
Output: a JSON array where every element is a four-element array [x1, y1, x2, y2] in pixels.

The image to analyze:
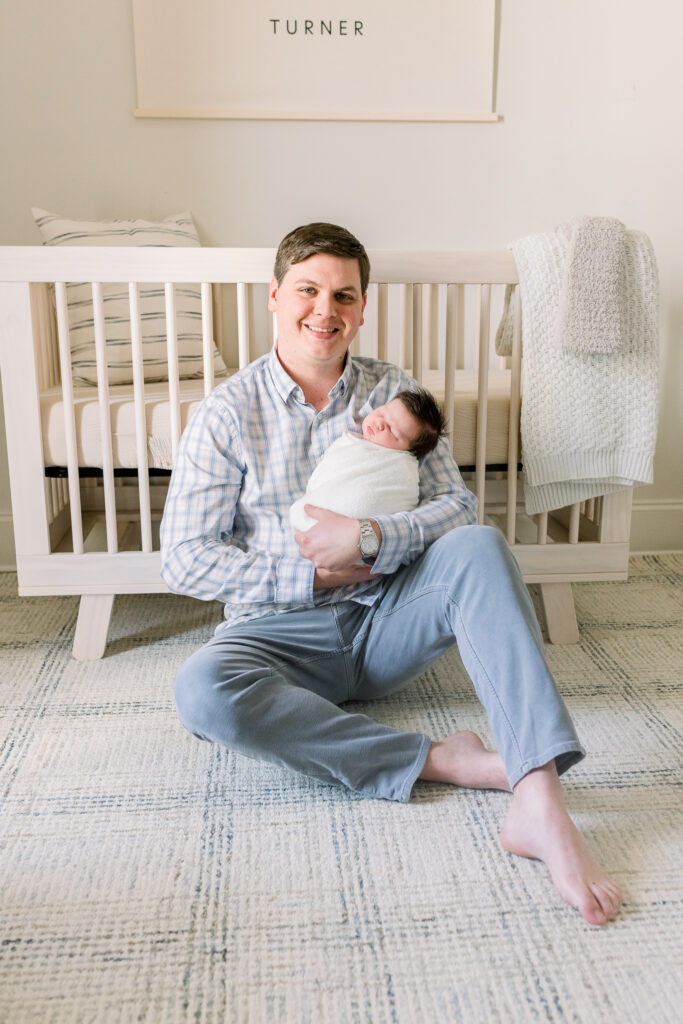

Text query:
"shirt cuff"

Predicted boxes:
[[275, 553, 316, 605], [370, 514, 412, 575]]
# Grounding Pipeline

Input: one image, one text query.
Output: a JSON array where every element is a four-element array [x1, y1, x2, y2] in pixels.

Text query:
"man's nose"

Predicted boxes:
[[313, 292, 336, 317]]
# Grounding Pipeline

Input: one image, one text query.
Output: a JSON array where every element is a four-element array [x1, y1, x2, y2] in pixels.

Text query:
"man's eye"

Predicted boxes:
[[336, 293, 354, 302]]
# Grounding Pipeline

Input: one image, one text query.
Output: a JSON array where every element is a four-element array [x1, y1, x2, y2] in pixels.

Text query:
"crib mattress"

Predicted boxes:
[[40, 369, 513, 471], [423, 369, 514, 468]]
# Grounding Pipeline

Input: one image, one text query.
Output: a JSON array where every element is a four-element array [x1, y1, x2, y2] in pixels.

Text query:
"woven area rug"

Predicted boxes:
[[1, 555, 682, 1023]]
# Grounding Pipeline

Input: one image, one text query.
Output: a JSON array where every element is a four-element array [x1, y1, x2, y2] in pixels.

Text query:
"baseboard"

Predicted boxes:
[[0, 499, 681, 574], [630, 498, 683, 553]]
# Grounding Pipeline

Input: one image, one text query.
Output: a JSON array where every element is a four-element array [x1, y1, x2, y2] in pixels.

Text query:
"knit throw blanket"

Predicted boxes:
[[495, 226, 659, 515], [289, 432, 420, 532]]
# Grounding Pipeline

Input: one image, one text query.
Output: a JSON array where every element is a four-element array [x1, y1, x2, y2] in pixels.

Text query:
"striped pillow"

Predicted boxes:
[[32, 208, 227, 387]]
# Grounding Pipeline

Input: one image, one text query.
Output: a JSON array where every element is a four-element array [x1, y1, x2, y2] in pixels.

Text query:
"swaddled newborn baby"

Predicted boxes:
[[290, 387, 447, 532]]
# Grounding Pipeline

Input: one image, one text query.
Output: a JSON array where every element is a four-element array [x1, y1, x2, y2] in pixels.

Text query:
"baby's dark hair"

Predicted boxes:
[[395, 387, 447, 459]]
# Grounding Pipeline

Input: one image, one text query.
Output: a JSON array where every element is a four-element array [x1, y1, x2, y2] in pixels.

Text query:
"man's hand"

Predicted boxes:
[[295, 505, 378, 573]]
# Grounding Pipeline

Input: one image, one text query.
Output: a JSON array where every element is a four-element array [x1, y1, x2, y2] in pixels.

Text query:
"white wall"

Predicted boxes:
[[1, 0, 682, 563]]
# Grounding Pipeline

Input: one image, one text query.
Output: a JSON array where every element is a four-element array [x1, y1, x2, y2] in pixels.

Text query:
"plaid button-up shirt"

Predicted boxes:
[[160, 347, 478, 631]]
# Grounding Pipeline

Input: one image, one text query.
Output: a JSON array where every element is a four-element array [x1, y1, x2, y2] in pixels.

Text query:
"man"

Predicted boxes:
[[160, 222, 622, 926]]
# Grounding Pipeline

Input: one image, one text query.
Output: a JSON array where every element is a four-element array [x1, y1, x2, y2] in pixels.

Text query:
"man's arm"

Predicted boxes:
[[294, 438, 477, 577], [371, 439, 478, 574], [160, 398, 314, 606]]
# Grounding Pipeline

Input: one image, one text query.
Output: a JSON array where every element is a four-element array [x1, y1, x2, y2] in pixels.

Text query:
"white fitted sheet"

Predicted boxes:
[[40, 369, 513, 470]]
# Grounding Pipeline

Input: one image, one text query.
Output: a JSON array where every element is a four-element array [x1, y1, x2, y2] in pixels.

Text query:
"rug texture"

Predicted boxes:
[[1, 555, 682, 1023]]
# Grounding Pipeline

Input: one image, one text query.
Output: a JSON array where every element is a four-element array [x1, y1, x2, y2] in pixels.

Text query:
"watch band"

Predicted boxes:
[[359, 518, 379, 564]]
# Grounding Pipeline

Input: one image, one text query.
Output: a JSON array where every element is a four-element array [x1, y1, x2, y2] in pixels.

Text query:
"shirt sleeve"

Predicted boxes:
[[159, 398, 315, 606], [369, 437, 478, 575]]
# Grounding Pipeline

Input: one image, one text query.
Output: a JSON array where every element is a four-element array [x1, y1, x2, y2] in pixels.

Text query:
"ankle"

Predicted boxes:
[[514, 761, 562, 798], [419, 741, 448, 783]]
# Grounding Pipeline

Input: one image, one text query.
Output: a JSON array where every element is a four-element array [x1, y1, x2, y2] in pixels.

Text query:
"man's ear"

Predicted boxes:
[[267, 276, 279, 312], [360, 291, 368, 326]]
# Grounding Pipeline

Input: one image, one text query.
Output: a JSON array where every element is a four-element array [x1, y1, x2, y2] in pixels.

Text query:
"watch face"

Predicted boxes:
[[360, 522, 379, 556]]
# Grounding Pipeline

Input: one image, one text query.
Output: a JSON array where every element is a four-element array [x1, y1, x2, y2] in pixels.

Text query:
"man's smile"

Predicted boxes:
[[304, 324, 339, 336]]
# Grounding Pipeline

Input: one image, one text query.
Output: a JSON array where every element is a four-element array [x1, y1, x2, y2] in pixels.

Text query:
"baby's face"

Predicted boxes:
[[361, 399, 421, 452]]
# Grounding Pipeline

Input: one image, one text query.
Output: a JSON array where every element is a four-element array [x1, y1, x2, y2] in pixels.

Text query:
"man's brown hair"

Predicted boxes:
[[274, 222, 371, 295]]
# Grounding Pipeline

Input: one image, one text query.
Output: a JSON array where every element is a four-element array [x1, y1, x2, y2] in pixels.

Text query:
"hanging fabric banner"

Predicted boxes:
[[132, 0, 498, 121]]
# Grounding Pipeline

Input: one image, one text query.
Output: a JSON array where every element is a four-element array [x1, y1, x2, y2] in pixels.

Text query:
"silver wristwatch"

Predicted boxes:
[[358, 519, 380, 565]]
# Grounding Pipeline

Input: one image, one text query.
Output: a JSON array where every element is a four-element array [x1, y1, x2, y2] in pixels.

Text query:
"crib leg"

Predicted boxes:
[[539, 583, 580, 644], [72, 594, 115, 660]]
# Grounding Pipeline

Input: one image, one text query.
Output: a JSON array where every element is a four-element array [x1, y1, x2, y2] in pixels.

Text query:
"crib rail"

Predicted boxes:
[[0, 246, 634, 656]]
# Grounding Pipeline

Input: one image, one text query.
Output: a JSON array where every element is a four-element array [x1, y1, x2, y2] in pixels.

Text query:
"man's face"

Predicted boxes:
[[361, 399, 421, 452], [268, 254, 367, 375]]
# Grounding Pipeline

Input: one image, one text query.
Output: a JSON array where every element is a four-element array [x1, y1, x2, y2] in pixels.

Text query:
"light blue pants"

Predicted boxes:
[[174, 526, 585, 802]]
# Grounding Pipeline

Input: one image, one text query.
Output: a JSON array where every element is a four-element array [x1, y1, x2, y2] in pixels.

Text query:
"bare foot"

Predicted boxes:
[[419, 731, 511, 791], [500, 763, 622, 926]]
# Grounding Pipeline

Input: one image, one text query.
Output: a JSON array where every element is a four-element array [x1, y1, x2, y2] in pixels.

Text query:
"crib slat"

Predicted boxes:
[[506, 287, 523, 544], [164, 283, 182, 461], [475, 284, 491, 523], [92, 282, 118, 553], [412, 283, 423, 383], [129, 284, 153, 553], [48, 478, 57, 523], [595, 495, 604, 527], [211, 283, 224, 367], [568, 502, 581, 544], [46, 478, 56, 523], [55, 477, 64, 517], [399, 285, 412, 370], [55, 282, 84, 554], [455, 285, 466, 369], [201, 282, 215, 396], [427, 284, 439, 370], [237, 282, 251, 369], [444, 284, 459, 449], [49, 297, 60, 388], [537, 512, 548, 544], [46, 477, 55, 525], [37, 337, 49, 393], [377, 283, 388, 362], [53, 476, 66, 519]]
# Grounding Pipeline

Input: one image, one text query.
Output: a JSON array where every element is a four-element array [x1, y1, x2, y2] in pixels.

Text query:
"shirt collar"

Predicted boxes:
[[268, 344, 357, 405], [267, 345, 300, 403]]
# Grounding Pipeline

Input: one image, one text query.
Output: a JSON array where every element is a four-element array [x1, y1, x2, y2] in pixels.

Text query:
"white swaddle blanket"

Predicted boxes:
[[290, 432, 420, 531]]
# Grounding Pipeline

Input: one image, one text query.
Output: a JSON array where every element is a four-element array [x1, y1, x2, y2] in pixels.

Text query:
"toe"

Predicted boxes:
[[582, 895, 608, 926], [590, 882, 621, 922]]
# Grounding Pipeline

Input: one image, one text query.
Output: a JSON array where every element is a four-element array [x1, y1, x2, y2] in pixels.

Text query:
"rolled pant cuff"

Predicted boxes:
[[507, 741, 586, 790], [397, 734, 432, 803]]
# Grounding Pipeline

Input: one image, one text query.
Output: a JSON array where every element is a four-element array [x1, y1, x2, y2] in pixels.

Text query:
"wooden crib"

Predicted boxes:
[[0, 246, 633, 658]]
